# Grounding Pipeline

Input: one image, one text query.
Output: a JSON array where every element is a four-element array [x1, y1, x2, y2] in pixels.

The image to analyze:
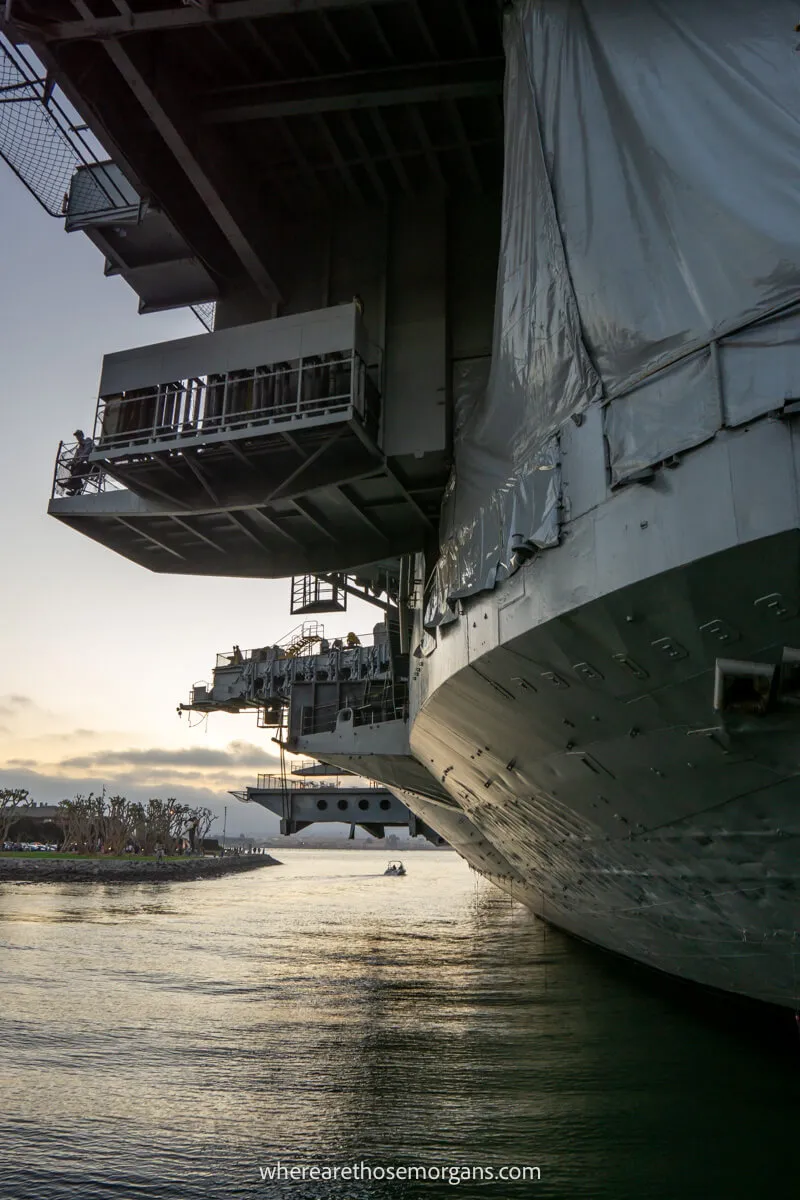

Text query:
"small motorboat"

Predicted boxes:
[[384, 860, 406, 876]]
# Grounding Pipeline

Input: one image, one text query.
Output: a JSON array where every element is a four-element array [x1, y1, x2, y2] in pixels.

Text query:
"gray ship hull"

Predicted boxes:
[[406, 423, 800, 1008]]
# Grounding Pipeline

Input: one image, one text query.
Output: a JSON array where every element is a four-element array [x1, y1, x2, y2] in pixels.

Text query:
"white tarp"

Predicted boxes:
[[429, 0, 800, 625]]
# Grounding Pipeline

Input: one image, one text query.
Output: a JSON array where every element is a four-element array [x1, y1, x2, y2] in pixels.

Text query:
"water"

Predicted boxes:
[[1, 849, 798, 1199]]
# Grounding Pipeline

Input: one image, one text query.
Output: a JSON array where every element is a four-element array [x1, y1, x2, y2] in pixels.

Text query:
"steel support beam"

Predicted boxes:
[[282, 432, 310, 460], [342, 111, 386, 202], [291, 497, 338, 541], [29, 1, 404, 42], [370, 109, 412, 195], [383, 465, 436, 532], [226, 508, 286, 551], [317, 571, 391, 612], [227, 441, 258, 472], [262, 429, 345, 505], [68, 1, 281, 303], [114, 516, 186, 560], [249, 508, 304, 547], [103, 464, 191, 510], [182, 452, 222, 506], [409, 104, 445, 191], [314, 114, 364, 204], [336, 484, 391, 545], [446, 97, 481, 192], [409, 1, 437, 57], [171, 516, 229, 554], [204, 58, 504, 123], [278, 119, 322, 197], [364, 6, 394, 59]]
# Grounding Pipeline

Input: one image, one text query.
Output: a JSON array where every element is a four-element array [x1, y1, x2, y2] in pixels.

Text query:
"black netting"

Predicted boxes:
[[0, 35, 215, 331], [191, 302, 216, 331], [1, 36, 134, 218], [0, 39, 86, 215]]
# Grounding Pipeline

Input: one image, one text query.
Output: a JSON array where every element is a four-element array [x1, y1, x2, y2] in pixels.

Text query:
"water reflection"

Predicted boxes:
[[0, 850, 798, 1199]]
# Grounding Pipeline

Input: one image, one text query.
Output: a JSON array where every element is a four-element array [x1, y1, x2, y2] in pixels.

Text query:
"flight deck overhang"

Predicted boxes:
[[6, 1, 504, 307], [47, 480, 421, 578]]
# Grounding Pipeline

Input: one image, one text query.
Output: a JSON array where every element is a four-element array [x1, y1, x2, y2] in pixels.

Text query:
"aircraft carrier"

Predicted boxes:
[[4, 0, 800, 1008]]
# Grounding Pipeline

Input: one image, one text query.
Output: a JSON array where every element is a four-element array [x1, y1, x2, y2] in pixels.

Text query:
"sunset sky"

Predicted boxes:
[[0, 169, 372, 835]]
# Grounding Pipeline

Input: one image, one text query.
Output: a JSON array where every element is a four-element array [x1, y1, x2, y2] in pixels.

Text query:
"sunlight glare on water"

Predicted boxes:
[[1, 849, 798, 1199]]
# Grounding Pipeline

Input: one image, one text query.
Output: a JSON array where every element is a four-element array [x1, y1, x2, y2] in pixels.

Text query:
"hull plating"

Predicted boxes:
[[407, 529, 800, 1008]]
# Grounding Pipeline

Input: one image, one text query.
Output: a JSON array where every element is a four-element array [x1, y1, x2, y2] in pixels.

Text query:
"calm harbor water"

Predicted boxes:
[[1, 848, 798, 1199]]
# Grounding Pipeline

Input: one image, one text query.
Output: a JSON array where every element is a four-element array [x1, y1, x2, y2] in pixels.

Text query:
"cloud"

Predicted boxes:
[[0, 740, 282, 815], [42, 729, 99, 743], [58, 740, 279, 771], [0, 695, 43, 720]]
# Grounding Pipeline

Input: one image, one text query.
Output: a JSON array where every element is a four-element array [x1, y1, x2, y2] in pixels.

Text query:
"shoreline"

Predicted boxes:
[[0, 854, 281, 884]]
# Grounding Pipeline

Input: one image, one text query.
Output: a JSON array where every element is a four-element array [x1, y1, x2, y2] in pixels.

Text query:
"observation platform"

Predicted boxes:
[[90, 302, 379, 506], [49, 303, 437, 577], [289, 710, 450, 806], [234, 772, 444, 843], [179, 621, 394, 726], [181, 622, 448, 830], [235, 772, 410, 838], [179, 622, 445, 804]]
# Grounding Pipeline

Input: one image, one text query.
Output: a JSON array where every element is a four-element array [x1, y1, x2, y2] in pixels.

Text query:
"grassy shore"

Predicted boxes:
[[3, 851, 188, 861], [0, 852, 280, 884]]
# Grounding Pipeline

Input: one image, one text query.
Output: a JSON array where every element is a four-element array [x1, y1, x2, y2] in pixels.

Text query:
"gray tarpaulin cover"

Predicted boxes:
[[427, 0, 800, 627]]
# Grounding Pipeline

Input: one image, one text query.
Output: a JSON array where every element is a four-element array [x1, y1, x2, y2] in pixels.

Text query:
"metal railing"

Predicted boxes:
[[214, 638, 383, 672], [290, 573, 347, 615], [214, 622, 384, 668], [278, 620, 327, 656], [255, 774, 382, 791], [92, 353, 378, 455], [300, 686, 409, 736], [51, 440, 125, 499]]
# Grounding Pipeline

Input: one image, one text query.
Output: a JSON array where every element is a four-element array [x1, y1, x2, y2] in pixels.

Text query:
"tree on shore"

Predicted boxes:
[[188, 807, 215, 852], [56, 792, 214, 855], [104, 794, 145, 855], [58, 793, 105, 852], [0, 788, 30, 845]]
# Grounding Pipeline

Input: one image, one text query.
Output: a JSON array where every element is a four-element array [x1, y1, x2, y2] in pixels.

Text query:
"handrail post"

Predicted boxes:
[[221, 373, 229, 428], [51, 440, 64, 498]]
